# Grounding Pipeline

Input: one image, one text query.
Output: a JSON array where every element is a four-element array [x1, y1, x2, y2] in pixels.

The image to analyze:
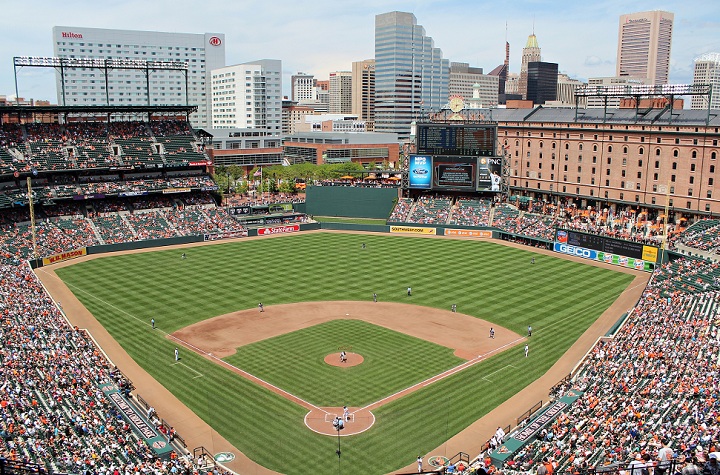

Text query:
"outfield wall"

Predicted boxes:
[[305, 186, 398, 219]]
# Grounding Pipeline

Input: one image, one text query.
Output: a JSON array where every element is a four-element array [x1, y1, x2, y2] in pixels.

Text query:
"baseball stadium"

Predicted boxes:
[[1, 96, 719, 475]]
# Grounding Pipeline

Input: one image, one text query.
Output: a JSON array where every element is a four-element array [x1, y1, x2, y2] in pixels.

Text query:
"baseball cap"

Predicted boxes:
[[710, 454, 718, 460]]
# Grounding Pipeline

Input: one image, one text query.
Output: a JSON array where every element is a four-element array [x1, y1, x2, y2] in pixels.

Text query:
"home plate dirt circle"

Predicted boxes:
[[324, 352, 364, 367], [304, 407, 376, 436]]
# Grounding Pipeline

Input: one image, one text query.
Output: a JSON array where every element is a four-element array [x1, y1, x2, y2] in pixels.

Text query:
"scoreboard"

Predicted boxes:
[[556, 229, 659, 262], [416, 123, 496, 157]]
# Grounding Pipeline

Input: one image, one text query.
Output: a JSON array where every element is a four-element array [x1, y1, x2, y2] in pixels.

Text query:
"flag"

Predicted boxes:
[[253, 168, 262, 177]]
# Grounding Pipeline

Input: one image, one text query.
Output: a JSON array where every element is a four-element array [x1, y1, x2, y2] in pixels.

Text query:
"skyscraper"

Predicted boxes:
[[351, 59, 375, 130], [616, 11, 674, 84], [328, 71, 353, 114], [526, 62, 558, 105], [210, 59, 282, 133], [374, 11, 449, 139], [691, 53, 720, 110], [448, 62, 498, 107], [518, 33, 541, 100], [52, 26, 225, 128]]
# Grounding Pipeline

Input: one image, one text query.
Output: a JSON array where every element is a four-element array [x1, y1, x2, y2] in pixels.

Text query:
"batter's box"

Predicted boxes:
[[324, 413, 339, 423]]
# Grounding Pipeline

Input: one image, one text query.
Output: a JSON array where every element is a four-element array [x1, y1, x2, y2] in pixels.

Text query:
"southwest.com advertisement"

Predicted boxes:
[[409, 155, 432, 189]]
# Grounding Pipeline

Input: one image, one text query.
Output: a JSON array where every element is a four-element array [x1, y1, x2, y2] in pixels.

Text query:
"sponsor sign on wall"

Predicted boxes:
[[389, 226, 437, 235], [444, 229, 492, 238], [553, 242, 598, 259], [408, 155, 432, 189], [42, 248, 87, 265], [257, 224, 300, 236]]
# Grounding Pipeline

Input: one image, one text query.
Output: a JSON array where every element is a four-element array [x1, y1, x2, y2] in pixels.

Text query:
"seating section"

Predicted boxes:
[[160, 135, 207, 166], [407, 195, 452, 224], [124, 210, 176, 241], [673, 219, 720, 252], [93, 214, 135, 244], [387, 198, 414, 222], [448, 198, 492, 227], [114, 138, 163, 168]]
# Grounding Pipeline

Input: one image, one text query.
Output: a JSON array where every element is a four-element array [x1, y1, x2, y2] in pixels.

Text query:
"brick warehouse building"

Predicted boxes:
[[493, 107, 720, 218]]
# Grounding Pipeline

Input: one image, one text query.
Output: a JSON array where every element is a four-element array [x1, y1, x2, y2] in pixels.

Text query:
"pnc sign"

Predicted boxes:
[[209, 36, 222, 46]]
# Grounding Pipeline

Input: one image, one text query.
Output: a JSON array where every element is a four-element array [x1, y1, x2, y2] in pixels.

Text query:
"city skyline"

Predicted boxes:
[[2, 0, 719, 104]]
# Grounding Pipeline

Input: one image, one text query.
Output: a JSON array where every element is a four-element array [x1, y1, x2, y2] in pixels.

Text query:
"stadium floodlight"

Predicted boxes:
[[13, 56, 188, 71], [575, 83, 710, 97]]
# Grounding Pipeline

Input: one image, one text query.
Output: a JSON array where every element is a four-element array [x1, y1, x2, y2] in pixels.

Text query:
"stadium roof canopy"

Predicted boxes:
[[0, 104, 198, 115]]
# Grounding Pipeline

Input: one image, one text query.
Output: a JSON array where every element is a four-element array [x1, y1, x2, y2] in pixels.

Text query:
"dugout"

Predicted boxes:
[[305, 186, 399, 219]]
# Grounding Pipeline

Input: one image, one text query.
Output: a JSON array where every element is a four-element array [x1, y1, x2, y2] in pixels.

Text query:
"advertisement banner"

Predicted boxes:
[[42, 247, 87, 265], [553, 242, 598, 260], [445, 229, 492, 238], [257, 224, 300, 236], [409, 155, 432, 189], [228, 206, 251, 216], [641, 245, 659, 263], [118, 191, 148, 197], [390, 226, 437, 235], [596, 252, 654, 272], [477, 156, 503, 192], [162, 187, 191, 194], [203, 230, 249, 241]]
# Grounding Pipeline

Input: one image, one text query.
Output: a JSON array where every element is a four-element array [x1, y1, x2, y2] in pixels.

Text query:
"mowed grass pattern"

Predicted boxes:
[[225, 319, 464, 406], [55, 232, 635, 475]]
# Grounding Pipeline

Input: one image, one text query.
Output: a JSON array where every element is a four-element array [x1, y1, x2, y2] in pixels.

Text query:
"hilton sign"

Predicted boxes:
[[61, 32, 83, 39]]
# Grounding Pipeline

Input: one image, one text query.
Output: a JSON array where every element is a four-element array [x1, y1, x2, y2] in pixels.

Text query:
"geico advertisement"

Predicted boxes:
[[553, 242, 598, 259]]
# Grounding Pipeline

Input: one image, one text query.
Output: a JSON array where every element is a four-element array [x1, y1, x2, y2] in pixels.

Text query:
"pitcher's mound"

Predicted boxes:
[[325, 352, 364, 367]]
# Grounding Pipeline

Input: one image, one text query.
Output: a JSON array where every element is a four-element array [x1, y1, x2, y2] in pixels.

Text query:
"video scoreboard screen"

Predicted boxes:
[[409, 154, 503, 192], [416, 123, 496, 157]]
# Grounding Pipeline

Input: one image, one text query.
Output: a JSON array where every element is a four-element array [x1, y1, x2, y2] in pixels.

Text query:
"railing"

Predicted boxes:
[[516, 400, 543, 427]]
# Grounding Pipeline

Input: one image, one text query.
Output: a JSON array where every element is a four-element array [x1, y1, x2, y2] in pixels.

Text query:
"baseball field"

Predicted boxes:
[[50, 231, 636, 475]]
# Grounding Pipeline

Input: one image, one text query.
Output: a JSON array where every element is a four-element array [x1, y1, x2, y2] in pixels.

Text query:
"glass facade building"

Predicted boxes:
[[374, 12, 449, 140]]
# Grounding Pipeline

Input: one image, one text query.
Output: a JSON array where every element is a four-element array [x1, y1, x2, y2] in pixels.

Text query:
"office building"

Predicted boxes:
[[374, 11, 449, 139], [518, 33, 541, 99], [526, 61, 558, 105], [291, 72, 315, 102], [692, 53, 720, 110], [52, 26, 225, 128], [329, 71, 353, 114], [210, 59, 282, 133], [449, 62, 499, 108], [551, 73, 586, 107], [351, 59, 375, 129], [616, 11, 674, 84]]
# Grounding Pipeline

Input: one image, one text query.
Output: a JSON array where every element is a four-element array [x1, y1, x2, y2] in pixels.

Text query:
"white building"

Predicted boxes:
[[211, 59, 282, 134], [448, 62, 499, 108], [52, 26, 225, 128], [616, 11, 674, 85], [295, 114, 366, 133], [291, 72, 315, 102], [691, 53, 720, 110]]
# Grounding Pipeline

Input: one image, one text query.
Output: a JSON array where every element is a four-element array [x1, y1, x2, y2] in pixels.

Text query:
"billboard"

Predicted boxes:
[[432, 156, 476, 190], [477, 156, 503, 192], [409, 155, 432, 189]]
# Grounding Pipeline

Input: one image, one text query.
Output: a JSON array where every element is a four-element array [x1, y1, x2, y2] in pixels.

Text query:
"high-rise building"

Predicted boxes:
[[488, 41, 510, 104], [448, 62, 498, 108], [518, 33, 541, 100], [554, 73, 586, 107], [52, 26, 225, 128], [291, 72, 315, 102], [526, 62, 558, 105], [328, 71, 353, 114], [374, 11, 449, 139], [691, 53, 720, 110], [210, 59, 282, 133], [351, 59, 375, 130], [616, 11, 674, 84]]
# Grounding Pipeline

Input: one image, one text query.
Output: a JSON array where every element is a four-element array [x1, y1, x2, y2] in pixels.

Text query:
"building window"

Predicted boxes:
[[623, 146, 628, 154], [673, 149, 679, 157], [606, 180, 610, 186], [691, 164, 696, 172], [651, 197, 656, 204], [608, 145, 613, 152], [708, 191, 713, 199], [607, 157, 612, 165], [672, 162, 677, 170], [654, 173, 659, 180], [656, 149, 661, 156], [692, 150, 697, 158], [671, 175, 676, 182], [638, 147, 644, 155], [619, 193, 624, 200], [687, 201, 691, 209], [690, 176, 694, 184], [688, 189, 693, 196], [638, 160, 643, 167], [655, 161, 660, 168], [710, 178, 714, 186]]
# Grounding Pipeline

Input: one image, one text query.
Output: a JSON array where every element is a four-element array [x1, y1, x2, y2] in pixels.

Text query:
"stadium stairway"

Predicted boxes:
[[488, 206, 497, 227], [119, 213, 139, 239], [87, 218, 106, 245]]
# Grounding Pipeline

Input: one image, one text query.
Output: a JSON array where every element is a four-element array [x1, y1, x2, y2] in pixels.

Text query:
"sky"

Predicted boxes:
[[2, 0, 719, 103]]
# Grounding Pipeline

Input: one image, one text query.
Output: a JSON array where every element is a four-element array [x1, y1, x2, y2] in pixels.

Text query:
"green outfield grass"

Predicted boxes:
[[225, 319, 463, 407], [55, 232, 635, 475]]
